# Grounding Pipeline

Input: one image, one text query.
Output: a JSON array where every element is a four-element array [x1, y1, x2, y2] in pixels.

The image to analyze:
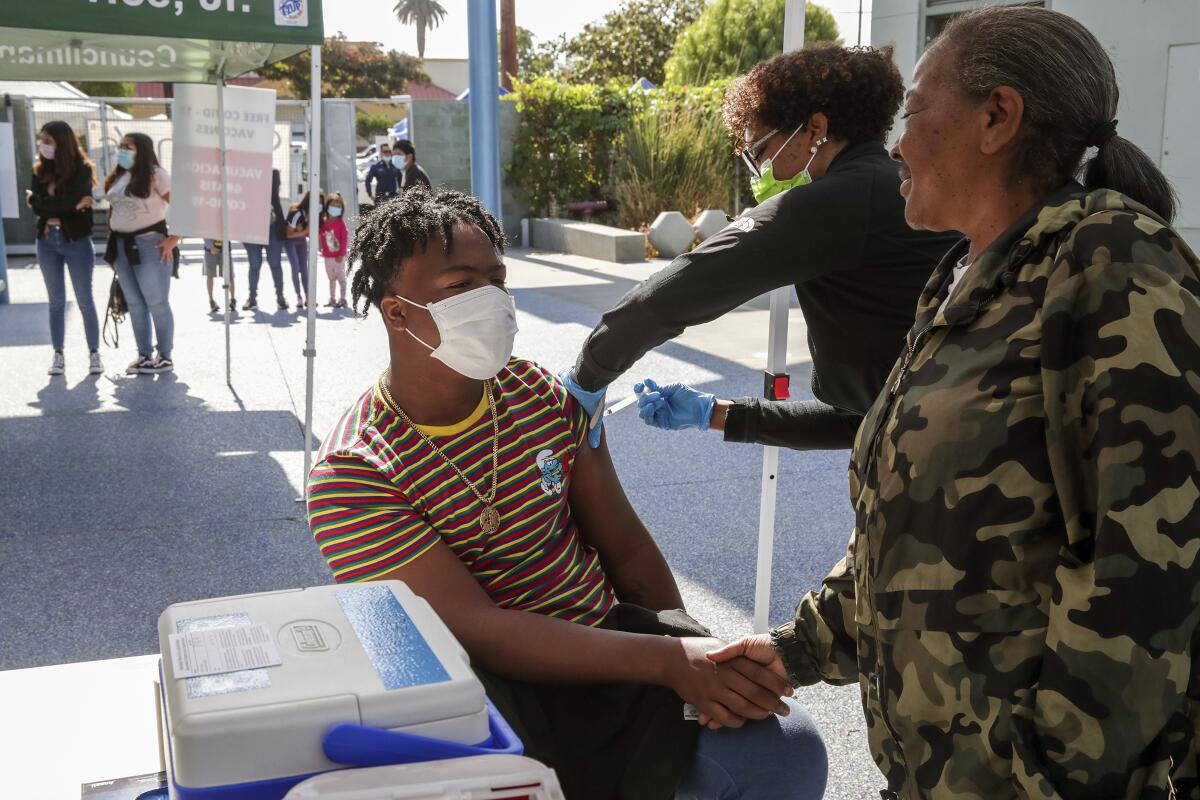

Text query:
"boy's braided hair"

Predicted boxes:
[[348, 185, 507, 317]]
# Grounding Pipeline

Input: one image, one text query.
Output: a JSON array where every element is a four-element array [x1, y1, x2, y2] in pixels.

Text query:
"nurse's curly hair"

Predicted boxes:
[[723, 44, 904, 151], [347, 186, 507, 317]]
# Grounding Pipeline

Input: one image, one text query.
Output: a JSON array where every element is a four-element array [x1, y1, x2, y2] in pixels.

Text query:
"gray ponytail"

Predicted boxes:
[[1084, 134, 1177, 222], [937, 6, 1177, 222]]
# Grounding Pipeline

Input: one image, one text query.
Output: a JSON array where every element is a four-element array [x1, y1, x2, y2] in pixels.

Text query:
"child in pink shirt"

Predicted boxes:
[[319, 192, 349, 308]]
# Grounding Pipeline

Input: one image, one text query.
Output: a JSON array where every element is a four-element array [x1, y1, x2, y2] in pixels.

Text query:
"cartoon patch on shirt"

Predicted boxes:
[[536, 449, 564, 496]]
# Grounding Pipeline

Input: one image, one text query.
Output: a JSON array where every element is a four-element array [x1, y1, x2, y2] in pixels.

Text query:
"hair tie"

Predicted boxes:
[[1087, 118, 1118, 148]]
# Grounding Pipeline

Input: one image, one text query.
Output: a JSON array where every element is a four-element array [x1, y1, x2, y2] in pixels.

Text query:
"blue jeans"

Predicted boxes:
[[113, 231, 174, 358], [676, 698, 828, 800], [283, 235, 309, 298], [243, 224, 284, 300], [37, 228, 99, 352]]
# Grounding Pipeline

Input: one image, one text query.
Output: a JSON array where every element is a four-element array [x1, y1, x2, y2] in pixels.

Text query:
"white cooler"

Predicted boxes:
[[157, 581, 520, 800], [283, 755, 564, 799]]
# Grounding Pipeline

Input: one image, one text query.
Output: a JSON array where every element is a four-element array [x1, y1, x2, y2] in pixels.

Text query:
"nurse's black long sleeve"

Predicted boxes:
[[573, 141, 959, 450], [723, 399, 862, 450]]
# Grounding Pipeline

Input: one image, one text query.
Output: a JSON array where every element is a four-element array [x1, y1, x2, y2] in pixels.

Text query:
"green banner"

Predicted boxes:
[[0, 0, 323, 46], [0, 28, 308, 81]]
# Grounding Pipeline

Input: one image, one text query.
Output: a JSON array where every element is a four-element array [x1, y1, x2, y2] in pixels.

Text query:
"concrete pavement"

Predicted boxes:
[[0, 242, 883, 798]]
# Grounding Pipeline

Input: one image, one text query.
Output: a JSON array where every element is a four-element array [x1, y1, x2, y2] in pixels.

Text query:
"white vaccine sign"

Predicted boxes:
[[169, 84, 277, 245]]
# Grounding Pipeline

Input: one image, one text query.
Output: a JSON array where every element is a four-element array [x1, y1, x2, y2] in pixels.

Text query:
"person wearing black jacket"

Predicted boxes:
[[393, 139, 432, 192], [562, 45, 959, 451], [28, 120, 102, 376]]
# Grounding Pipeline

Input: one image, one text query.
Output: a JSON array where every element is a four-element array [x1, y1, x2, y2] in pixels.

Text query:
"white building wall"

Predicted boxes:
[[421, 59, 471, 96], [872, 0, 921, 95], [872, 0, 1200, 248]]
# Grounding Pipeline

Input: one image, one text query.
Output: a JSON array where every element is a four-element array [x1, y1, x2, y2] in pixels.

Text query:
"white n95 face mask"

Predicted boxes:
[[396, 285, 518, 379]]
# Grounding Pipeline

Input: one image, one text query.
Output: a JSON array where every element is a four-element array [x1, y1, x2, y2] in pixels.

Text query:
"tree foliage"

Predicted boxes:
[[508, 77, 636, 215], [560, 0, 704, 86], [71, 81, 135, 99], [505, 26, 561, 79], [261, 34, 427, 100], [664, 0, 842, 85], [356, 111, 395, 140], [393, 0, 446, 60]]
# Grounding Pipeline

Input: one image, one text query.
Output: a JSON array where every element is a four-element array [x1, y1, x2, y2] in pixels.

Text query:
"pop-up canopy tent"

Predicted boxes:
[[0, 0, 329, 479]]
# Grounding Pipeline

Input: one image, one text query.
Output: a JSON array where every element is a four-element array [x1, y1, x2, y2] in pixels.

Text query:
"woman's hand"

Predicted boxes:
[[699, 634, 793, 728], [158, 235, 181, 260], [75, 196, 93, 211], [661, 637, 793, 730], [634, 378, 718, 432]]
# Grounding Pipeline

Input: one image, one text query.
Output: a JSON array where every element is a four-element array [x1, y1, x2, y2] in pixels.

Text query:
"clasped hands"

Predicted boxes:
[[670, 633, 792, 731]]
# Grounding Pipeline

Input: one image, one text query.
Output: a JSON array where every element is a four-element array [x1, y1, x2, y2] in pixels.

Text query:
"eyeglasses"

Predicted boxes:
[[740, 128, 780, 179]]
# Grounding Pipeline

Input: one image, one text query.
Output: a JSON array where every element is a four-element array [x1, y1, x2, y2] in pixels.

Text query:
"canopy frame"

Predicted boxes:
[[0, 2, 324, 501]]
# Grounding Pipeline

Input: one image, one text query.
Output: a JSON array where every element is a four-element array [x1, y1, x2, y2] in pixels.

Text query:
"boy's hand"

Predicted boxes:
[[663, 637, 792, 730]]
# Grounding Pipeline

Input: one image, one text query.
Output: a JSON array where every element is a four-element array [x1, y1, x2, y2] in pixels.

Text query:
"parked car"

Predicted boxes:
[[355, 144, 381, 171]]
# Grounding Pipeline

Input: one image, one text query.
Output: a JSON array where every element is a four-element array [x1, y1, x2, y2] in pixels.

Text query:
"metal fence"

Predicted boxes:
[[7, 94, 413, 250]]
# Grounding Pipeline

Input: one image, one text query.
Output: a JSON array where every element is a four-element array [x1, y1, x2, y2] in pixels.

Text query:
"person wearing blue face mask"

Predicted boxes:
[[561, 44, 959, 453], [364, 142, 401, 206], [393, 139, 431, 193], [103, 132, 180, 375]]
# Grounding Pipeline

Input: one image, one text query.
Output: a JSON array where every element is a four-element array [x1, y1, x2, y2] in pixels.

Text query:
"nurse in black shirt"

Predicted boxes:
[[562, 45, 959, 450]]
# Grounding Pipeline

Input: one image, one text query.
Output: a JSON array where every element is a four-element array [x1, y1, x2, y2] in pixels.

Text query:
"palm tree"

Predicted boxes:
[[393, 0, 447, 60]]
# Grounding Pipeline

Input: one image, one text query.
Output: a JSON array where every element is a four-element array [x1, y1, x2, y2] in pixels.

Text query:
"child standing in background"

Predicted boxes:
[[319, 193, 349, 308]]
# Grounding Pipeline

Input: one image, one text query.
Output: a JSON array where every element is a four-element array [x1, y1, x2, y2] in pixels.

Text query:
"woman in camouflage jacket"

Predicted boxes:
[[711, 6, 1200, 798]]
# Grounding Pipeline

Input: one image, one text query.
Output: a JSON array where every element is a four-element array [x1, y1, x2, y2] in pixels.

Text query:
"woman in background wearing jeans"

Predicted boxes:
[[104, 132, 179, 375], [28, 120, 102, 376], [284, 190, 315, 310]]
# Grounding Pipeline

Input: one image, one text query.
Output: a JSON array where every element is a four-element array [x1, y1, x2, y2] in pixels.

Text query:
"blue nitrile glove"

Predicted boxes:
[[558, 368, 607, 448], [632, 378, 716, 432]]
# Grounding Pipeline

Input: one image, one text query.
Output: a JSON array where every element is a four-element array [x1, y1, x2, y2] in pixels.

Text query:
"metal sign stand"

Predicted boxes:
[[753, 0, 807, 634]]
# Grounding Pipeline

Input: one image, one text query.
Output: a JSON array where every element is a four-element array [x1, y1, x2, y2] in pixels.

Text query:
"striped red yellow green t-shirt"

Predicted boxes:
[[306, 359, 616, 626]]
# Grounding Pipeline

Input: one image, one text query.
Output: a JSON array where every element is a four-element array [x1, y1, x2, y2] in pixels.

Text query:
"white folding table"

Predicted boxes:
[[0, 654, 163, 799]]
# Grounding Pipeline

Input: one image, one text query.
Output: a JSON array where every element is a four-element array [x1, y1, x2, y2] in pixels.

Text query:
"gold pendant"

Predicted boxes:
[[480, 505, 501, 534]]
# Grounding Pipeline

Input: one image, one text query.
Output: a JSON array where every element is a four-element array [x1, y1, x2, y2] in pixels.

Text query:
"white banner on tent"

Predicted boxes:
[[0, 123, 19, 219], [169, 84, 277, 244]]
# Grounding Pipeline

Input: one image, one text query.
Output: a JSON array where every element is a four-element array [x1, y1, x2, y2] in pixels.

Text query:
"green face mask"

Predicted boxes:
[[747, 125, 821, 204], [750, 160, 813, 204]]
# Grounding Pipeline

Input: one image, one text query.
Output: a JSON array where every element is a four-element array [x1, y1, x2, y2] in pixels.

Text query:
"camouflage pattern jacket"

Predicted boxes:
[[772, 185, 1200, 799]]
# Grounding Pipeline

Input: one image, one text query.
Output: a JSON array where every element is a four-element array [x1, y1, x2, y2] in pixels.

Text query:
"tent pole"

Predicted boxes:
[[301, 43, 322, 496], [217, 70, 233, 388], [753, 0, 806, 634]]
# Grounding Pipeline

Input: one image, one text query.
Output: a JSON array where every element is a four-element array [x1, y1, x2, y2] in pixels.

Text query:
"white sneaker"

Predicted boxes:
[[89, 351, 104, 375], [48, 351, 65, 376], [126, 355, 153, 375]]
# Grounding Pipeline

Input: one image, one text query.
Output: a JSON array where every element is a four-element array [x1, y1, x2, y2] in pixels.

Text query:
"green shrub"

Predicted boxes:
[[508, 77, 635, 216], [614, 83, 735, 229], [356, 111, 395, 141], [508, 77, 742, 228]]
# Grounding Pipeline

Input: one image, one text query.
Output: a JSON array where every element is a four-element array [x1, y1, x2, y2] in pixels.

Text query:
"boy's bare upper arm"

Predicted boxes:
[[375, 540, 497, 636]]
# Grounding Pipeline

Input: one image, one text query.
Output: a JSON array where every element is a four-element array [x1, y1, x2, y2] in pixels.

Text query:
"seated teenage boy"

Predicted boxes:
[[307, 187, 827, 800]]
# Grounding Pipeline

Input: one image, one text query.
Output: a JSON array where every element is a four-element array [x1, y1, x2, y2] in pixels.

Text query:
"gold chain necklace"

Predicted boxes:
[[378, 372, 503, 534]]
